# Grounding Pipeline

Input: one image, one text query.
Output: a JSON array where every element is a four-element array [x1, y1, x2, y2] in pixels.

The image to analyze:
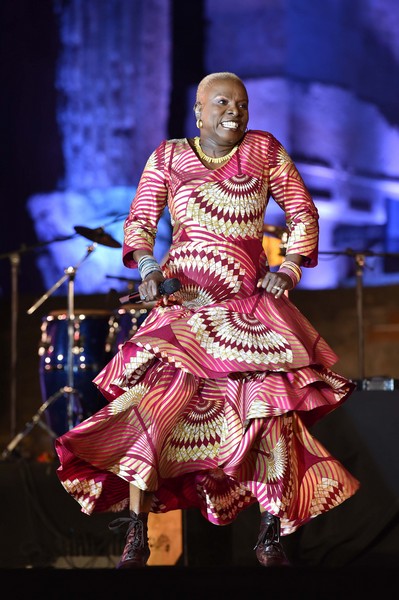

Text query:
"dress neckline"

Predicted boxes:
[[186, 133, 247, 171]]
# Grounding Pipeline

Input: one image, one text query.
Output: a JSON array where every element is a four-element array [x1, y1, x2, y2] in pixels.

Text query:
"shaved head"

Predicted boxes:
[[194, 72, 246, 116]]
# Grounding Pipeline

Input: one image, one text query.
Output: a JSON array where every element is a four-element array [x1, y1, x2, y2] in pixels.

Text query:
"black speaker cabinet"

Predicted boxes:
[[184, 390, 399, 567]]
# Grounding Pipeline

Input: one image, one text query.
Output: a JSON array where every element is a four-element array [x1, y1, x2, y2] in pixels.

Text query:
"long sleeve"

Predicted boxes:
[[267, 135, 319, 267], [123, 141, 168, 268]]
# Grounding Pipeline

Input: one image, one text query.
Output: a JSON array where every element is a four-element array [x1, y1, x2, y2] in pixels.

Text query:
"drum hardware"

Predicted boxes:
[[0, 219, 126, 452], [1, 387, 81, 460], [1, 243, 100, 459], [31, 247, 96, 426], [0, 234, 80, 439]]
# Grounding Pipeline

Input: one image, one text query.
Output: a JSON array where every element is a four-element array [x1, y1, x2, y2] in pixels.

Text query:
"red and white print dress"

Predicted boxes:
[[55, 130, 359, 535]]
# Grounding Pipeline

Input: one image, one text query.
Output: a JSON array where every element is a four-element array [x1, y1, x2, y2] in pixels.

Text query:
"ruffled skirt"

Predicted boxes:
[[55, 289, 359, 535]]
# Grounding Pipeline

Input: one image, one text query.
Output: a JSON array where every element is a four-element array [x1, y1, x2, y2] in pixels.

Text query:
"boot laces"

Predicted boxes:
[[254, 512, 280, 550], [109, 513, 147, 551]]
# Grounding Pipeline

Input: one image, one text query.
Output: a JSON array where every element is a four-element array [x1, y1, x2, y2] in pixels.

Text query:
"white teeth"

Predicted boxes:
[[222, 121, 238, 129]]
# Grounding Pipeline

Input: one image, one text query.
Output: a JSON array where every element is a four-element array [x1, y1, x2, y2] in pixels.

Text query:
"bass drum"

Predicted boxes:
[[39, 309, 114, 437]]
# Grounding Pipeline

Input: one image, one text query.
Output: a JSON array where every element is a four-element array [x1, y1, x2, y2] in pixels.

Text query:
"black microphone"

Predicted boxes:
[[119, 278, 181, 304]]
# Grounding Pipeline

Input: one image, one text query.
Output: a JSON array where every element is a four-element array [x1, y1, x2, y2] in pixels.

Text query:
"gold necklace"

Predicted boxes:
[[193, 136, 238, 164]]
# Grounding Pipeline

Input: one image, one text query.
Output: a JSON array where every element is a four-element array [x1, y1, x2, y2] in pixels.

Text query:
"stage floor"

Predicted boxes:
[[1, 565, 398, 600]]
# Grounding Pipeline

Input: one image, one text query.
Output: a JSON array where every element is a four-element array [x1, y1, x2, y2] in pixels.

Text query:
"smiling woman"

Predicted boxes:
[[55, 72, 359, 570], [191, 72, 249, 164]]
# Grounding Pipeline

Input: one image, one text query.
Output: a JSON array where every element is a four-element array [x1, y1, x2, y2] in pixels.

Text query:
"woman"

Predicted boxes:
[[55, 72, 359, 568]]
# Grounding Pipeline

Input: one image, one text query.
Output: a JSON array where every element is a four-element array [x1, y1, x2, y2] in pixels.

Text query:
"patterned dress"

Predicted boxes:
[[55, 130, 359, 535]]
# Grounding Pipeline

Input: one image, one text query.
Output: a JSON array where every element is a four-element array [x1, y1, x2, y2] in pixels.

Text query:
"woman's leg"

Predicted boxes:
[[129, 484, 154, 513]]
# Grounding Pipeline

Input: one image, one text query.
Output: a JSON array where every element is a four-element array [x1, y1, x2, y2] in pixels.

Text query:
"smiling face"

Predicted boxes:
[[195, 75, 249, 154]]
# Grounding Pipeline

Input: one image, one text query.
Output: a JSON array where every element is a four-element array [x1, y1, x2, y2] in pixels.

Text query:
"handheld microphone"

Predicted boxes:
[[119, 278, 181, 304]]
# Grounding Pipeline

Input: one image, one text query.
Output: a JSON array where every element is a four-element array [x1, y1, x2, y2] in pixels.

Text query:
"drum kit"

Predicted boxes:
[[1, 224, 152, 459]]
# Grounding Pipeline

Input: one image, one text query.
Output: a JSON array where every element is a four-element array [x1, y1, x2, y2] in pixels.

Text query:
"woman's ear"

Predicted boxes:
[[194, 102, 203, 129], [193, 101, 201, 118]]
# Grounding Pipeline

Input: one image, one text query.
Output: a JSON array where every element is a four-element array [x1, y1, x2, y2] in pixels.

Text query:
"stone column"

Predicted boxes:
[[28, 0, 172, 294], [54, 0, 171, 187]]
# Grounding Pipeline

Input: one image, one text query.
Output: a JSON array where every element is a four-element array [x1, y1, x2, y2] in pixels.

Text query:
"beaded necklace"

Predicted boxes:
[[193, 136, 238, 164]]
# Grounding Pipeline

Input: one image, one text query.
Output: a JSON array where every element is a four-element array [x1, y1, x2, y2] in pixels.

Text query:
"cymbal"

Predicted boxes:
[[74, 226, 122, 248]]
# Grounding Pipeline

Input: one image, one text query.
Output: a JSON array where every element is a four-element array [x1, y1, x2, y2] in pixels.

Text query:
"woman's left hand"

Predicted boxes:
[[257, 272, 292, 298]]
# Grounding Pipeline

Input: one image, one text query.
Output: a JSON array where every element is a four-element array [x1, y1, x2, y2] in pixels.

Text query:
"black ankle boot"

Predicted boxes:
[[109, 510, 150, 568], [254, 512, 290, 567]]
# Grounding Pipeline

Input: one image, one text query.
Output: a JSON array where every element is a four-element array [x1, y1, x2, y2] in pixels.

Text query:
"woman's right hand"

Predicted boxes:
[[138, 270, 165, 302]]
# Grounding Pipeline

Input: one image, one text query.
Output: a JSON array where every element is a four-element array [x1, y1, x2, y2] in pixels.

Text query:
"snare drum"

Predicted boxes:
[[39, 309, 113, 436]]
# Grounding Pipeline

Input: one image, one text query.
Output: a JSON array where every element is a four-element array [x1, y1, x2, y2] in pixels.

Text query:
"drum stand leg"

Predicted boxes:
[[0, 386, 82, 460], [0, 245, 97, 458]]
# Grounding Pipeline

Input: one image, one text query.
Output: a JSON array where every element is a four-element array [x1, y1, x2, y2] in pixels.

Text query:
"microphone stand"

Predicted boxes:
[[320, 248, 399, 382], [1, 244, 96, 459]]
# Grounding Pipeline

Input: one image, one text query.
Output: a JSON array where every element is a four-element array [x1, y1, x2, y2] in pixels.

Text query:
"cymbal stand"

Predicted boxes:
[[320, 247, 399, 382], [353, 251, 366, 381], [0, 231, 80, 439], [1, 244, 96, 459]]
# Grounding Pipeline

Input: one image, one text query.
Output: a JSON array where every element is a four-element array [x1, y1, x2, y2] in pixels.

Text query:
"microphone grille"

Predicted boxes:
[[159, 278, 181, 295]]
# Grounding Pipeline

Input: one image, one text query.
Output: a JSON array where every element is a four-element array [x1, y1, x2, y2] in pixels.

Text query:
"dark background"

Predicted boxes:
[[1, 0, 399, 572]]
